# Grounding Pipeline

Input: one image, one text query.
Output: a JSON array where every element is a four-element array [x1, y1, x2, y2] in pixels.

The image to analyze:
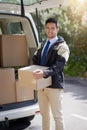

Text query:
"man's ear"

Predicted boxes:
[[57, 27, 59, 33]]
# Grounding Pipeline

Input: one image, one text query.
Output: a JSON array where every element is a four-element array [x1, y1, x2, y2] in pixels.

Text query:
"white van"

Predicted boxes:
[[0, 0, 64, 128], [0, 1, 40, 128]]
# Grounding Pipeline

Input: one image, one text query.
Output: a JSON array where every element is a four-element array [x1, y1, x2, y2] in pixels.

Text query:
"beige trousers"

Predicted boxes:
[[38, 88, 65, 130]]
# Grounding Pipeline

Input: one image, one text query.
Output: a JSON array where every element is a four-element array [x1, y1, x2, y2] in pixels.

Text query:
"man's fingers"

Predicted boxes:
[[33, 69, 44, 79]]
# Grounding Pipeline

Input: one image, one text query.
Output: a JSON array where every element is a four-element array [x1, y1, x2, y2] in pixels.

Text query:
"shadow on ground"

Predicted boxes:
[[0, 119, 30, 130]]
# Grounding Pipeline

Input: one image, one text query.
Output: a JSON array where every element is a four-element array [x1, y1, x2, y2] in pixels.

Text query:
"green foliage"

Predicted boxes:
[[62, 4, 87, 77]]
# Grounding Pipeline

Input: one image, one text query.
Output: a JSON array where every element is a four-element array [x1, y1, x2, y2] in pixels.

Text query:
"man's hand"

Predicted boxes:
[[33, 69, 44, 80]]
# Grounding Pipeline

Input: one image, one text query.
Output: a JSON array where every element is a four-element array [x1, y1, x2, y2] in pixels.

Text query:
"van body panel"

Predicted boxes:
[[0, 102, 38, 121]]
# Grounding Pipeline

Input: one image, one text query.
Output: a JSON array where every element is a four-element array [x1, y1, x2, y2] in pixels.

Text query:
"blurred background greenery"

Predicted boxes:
[[31, 0, 87, 78]]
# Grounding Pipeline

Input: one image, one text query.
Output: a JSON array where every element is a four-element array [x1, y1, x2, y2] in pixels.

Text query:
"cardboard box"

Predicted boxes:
[[0, 34, 28, 67], [18, 65, 52, 90], [16, 81, 34, 102], [0, 68, 16, 105]]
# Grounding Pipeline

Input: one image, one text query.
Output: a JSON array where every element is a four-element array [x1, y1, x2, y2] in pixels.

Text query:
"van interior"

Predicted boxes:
[[0, 14, 38, 107]]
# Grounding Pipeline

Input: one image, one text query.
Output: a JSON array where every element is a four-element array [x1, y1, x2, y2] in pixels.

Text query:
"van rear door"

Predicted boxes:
[[0, 0, 67, 14]]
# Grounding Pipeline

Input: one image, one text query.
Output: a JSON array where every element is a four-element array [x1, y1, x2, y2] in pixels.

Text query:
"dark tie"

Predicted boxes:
[[40, 41, 50, 66]]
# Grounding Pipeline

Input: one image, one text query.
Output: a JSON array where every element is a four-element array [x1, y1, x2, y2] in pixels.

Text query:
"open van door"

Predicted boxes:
[[0, 0, 68, 13]]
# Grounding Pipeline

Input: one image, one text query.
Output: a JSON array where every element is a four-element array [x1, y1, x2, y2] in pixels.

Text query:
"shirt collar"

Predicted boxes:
[[47, 36, 58, 45]]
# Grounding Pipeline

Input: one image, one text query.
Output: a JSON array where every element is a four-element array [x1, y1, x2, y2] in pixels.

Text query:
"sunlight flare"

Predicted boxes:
[[77, 0, 85, 3]]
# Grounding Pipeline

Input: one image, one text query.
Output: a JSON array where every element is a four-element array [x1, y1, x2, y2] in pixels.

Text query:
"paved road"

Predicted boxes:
[[63, 77, 87, 130], [24, 77, 87, 130]]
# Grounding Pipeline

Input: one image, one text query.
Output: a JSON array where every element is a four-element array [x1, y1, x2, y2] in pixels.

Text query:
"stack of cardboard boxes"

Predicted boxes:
[[0, 34, 34, 105], [0, 34, 52, 105], [0, 67, 35, 105]]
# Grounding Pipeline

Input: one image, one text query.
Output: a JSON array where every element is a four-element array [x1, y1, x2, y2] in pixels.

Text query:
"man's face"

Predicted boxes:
[[45, 22, 59, 40]]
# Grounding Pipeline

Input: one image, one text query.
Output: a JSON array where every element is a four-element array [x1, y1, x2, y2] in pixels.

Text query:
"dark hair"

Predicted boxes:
[[45, 17, 58, 27]]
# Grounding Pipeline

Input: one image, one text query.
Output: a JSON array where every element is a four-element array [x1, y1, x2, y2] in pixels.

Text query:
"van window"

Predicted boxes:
[[7, 22, 24, 34]]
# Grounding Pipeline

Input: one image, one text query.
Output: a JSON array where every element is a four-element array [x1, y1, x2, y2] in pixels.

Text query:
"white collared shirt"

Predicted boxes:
[[42, 36, 58, 55]]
